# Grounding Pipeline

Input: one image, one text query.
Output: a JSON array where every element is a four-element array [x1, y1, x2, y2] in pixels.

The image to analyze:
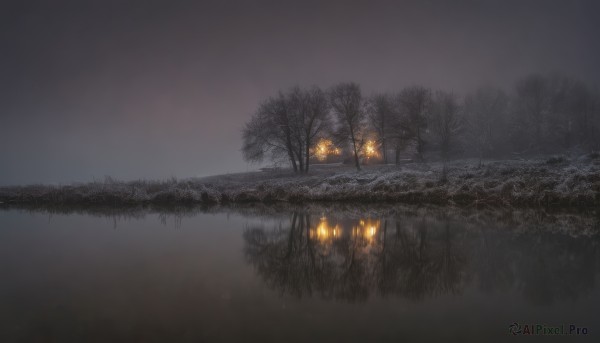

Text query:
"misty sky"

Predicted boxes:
[[1, 0, 599, 185]]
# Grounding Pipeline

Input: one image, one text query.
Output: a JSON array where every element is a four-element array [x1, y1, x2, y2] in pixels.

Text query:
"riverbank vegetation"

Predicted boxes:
[[1, 155, 598, 207]]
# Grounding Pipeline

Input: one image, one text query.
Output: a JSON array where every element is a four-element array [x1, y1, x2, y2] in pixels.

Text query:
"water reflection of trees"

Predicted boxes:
[[3, 201, 598, 303], [244, 210, 600, 304], [244, 212, 470, 302], [374, 218, 468, 300]]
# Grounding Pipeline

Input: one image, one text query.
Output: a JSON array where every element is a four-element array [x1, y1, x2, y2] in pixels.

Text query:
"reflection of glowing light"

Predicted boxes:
[[310, 217, 341, 243], [351, 219, 380, 241], [310, 217, 381, 245]]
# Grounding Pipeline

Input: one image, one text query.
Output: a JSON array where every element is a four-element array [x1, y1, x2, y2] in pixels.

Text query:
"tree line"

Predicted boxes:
[[242, 73, 600, 172]]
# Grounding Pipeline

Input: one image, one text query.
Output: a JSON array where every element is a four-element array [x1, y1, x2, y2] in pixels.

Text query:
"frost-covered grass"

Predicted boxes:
[[1, 155, 599, 208]]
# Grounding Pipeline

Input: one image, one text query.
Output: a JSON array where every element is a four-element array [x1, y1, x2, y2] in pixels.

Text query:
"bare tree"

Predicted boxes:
[[546, 74, 576, 151], [567, 81, 597, 151], [463, 86, 509, 165], [288, 87, 309, 172], [545, 75, 600, 153], [512, 74, 551, 152], [398, 86, 432, 161], [367, 93, 394, 164], [243, 86, 332, 173], [388, 96, 414, 164], [243, 73, 599, 170], [242, 93, 300, 171], [330, 82, 366, 171], [510, 73, 600, 154], [430, 91, 463, 178], [592, 89, 600, 151], [289, 86, 332, 172]]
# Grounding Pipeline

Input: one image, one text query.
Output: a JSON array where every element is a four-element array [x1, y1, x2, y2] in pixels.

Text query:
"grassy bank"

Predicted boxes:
[[1, 156, 599, 208]]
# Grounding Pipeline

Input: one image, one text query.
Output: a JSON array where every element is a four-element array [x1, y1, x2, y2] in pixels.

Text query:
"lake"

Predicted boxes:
[[0, 204, 598, 342]]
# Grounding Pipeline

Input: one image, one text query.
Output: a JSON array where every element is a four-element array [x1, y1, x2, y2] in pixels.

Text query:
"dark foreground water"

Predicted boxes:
[[0, 205, 599, 342]]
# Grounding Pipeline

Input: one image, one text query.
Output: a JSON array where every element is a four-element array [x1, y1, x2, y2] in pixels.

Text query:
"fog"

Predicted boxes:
[[1, 0, 599, 185]]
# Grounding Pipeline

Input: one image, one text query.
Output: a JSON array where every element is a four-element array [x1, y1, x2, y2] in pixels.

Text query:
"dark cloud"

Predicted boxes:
[[1, 0, 599, 184]]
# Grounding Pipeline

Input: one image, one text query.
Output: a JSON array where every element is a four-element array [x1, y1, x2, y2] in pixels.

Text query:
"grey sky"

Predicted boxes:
[[1, 0, 599, 185]]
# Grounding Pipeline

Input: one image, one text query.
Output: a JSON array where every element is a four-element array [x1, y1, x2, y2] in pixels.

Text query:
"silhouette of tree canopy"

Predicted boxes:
[[243, 208, 600, 304], [244, 211, 470, 301], [242, 86, 332, 173], [242, 73, 600, 170]]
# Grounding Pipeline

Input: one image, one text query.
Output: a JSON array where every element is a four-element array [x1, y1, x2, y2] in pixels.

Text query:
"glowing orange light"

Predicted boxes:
[[364, 140, 378, 159], [314, 139, 341, 161]]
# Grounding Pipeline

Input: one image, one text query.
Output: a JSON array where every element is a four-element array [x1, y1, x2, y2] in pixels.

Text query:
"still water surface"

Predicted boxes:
[[0, 205, 599, 342]]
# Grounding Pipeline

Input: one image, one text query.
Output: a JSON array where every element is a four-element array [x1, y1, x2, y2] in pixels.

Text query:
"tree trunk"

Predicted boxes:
[[353, 143, 360, 170], [382, 139, 387, 164], [296, 149, 304, 173], [285, 133, 298, 172], [351, 138, 361, 171], [416, 127, 423, 161], [288, 150, 298, 172], [305, 135, 311, 172]]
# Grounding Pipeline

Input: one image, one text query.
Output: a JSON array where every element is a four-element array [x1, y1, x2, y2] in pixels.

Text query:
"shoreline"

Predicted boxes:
[[1, 201, 598, 239], [1, 157, 599, 208]]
